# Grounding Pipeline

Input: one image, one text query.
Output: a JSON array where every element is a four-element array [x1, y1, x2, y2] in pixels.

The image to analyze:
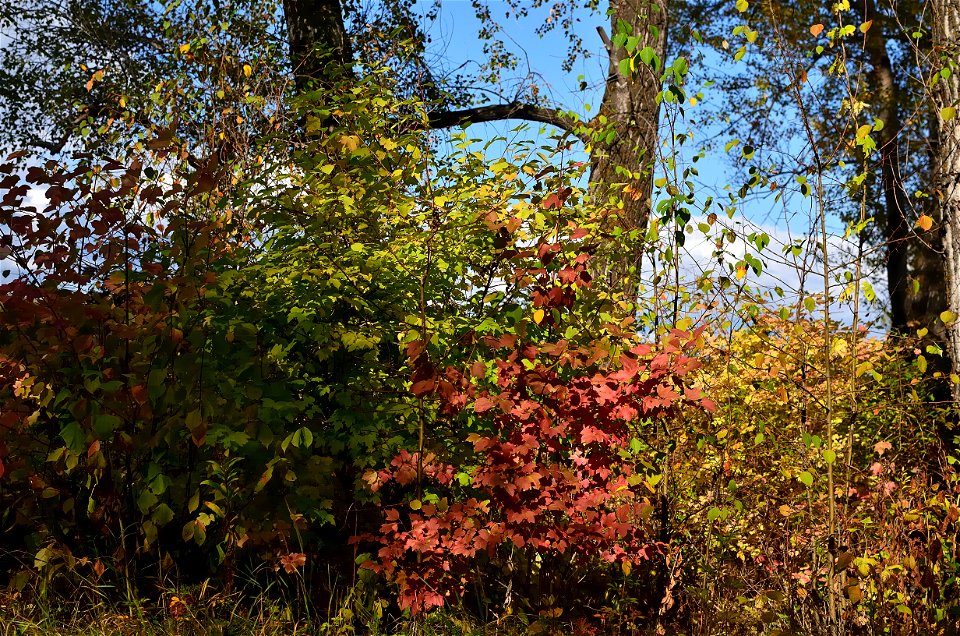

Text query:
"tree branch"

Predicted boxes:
[[426, 102, 591, 143]]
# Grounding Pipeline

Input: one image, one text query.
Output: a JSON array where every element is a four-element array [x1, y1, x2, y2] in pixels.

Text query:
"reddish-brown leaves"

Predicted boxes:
[[359, 239, 713, 614]]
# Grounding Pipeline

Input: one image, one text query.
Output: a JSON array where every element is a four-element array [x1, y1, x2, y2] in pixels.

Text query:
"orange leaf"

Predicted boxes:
[[916, 214, 934, 231], [810, 23, 824, 36]]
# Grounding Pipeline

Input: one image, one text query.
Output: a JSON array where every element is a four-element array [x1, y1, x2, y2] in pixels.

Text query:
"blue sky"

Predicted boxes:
[[410, 2, 889, 330], [0, 1, 891, 330]]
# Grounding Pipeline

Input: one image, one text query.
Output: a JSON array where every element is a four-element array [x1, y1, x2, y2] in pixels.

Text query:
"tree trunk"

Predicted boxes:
[[590, 0, 668, 299], [907, 110, 948, 343], [282, 0, 353, 89], [934, 0, 960, 401], [864, 5, 911, 332], [863, 0, 947, 342]]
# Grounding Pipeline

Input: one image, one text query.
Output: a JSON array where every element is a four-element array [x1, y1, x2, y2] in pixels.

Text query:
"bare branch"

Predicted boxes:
[[426, 102, 590, 143]]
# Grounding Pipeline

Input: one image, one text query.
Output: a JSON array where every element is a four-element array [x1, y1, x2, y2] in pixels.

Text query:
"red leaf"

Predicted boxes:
[[580, 426, 606, 444], [474, 396, 495, 413], [405, 339, 425, 360], [611, 354, 639, 381], [131, 384, 149, 406], [411, 378, 435, 397], [543, 193, 562, 209], [279, 552, 306, 574]]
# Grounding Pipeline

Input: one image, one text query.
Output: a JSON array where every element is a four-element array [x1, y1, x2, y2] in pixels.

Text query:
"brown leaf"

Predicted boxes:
[[410, 378, 435, 397]]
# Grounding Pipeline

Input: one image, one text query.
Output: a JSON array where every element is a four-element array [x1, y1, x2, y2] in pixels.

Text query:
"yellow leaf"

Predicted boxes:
[[409, 499, 422, 510], [243, 64, 252, 77], [533, 309, 545, 325], [856, 124, 872, 139], [810, 23, 825, 36], [847, 584, 862, 603], [736, 264, 747, 280], [736, 0, 748, 12], [941, 310, 957, 324], [621, 560, 632, 576], [943, 106, 957, 122], [179, 43, 191, 54], [338, 135, 361, 153], [830, 338, 848, 357], [916, 214, 934, 231], [859, 20, 872, 33]]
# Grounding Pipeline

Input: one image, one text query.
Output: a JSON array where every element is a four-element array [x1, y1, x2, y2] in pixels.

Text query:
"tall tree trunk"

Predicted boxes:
[[590, 0, 668, 299], [282, 0, 353, 89], [864, 5, 911, 332], [935, 0, 960, 401]]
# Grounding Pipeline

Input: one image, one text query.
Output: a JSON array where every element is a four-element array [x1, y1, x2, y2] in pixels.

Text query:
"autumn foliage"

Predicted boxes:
[[356, 239, 714, 612], [1, 43, 960, 636]]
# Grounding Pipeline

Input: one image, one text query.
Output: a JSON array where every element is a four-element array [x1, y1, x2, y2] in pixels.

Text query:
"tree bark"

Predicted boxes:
[[282, 0, 354, 89], [863, 2, 911, 332], [590, 0, 668, 299], [934, 0, 960, 401]]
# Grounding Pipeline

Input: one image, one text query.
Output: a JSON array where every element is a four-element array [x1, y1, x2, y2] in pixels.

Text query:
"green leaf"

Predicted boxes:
[[638, 47, 660, 72], [92, 414, 122, 437], [137, 490, 158, 514], [707, 506, 722, 521], [823, 450, 837, 464], [798, 471, 814, 487], [151, 503, 175, 526], [60, 422, 85, 454], [942, 106, 957, 122]]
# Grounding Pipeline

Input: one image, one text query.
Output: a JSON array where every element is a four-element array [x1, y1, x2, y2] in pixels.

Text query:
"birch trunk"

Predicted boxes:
[[933, 0, 960, 400]]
